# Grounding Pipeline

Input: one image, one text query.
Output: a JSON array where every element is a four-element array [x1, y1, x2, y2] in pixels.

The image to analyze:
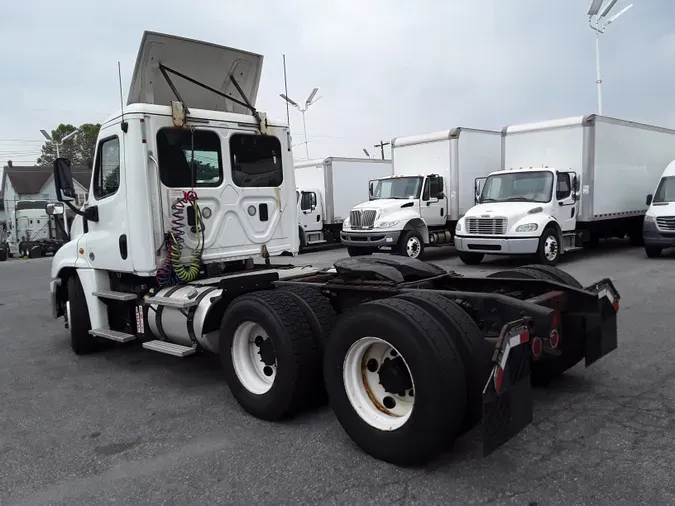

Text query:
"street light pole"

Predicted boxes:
[[40, 129, 79, 160], [39, 128, 79, 237], [280, 87, 321, 159], [587, 0, 633, 115]]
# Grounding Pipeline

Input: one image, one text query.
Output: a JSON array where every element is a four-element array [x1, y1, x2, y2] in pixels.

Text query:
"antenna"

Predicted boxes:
[[118, 61, 128, 133], [282, 55, 291, 129]]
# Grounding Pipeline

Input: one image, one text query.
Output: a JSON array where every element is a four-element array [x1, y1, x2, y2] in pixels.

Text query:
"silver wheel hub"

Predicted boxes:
[[406, 237, 421, 258], [544, 235, 558, 261], [231, 321, 277, 395]]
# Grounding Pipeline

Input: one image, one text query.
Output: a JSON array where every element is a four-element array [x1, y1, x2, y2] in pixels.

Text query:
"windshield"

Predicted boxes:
[[372, 177, 422, 200], [653, 176, 675, 204], [480, 171, 554, 204]]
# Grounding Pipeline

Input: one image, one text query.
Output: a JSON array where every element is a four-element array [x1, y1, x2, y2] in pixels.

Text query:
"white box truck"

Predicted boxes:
[[455, 115, 675, 265], [340, 128, 502, 258], [44, 31, 621, 467], [295, 157, 392, 250]]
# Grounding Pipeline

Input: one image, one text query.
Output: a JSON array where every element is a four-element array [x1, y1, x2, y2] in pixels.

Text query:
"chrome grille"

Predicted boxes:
[[656, 216, 675, 231], [466, 217, 507, 235], [349, 209, 377, 229]]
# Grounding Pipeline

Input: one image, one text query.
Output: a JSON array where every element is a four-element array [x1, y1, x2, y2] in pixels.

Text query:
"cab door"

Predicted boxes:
[[79, 124, 134, 272], [554, 171, 577, 232], [420, 175, 447, 227], [299, 190, 322, 233]]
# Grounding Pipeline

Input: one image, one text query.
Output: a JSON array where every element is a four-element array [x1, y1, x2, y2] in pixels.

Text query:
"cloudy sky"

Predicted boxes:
[[0, 0, 673, 168]]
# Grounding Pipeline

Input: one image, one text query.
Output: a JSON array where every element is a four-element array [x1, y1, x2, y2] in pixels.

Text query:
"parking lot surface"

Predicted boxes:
[[1, 243, 674, 505]]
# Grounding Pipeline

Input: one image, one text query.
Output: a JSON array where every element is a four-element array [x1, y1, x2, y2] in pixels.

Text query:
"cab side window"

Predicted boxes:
[[556, 173, 571, 200], [93, 136, 121, 200], [423, 177, 443, 200]]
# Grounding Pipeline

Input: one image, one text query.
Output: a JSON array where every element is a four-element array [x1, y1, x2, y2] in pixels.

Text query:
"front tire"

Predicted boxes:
[[324, 298, 466, 466], [220, 290, 321, 421], [67, 275, 99, 355], [397, 230, 425, 259], [458, 252, 484, 265], [536, 227, 560, 266], [645, 246, 662, 258]]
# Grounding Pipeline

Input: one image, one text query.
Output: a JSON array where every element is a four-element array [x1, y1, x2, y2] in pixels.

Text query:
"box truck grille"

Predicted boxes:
[[466, 217, 507, 235], [350, 209, 377, 229], [656, 216, 675, 231]]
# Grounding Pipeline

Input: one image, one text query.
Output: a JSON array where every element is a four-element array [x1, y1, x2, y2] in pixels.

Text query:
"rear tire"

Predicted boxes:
[[324, 298, 466, 466], [487, 266, 585, 385], [0, 249, 6, 261], [393, 292, 492, 431], [67, 275, 99, 355], [220, 290, 320, 421], [645, 246, 662, 258], [276, 285, 338, 404], [458, 252, 484, 265]]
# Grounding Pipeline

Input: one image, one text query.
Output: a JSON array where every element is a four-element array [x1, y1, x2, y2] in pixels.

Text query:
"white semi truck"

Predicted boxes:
[[340, 128, 502, 258], [455, 115, 675, 266], [46, 31, 621, 466], [295, 157, 392, 250], [6, 200, 66, 258]]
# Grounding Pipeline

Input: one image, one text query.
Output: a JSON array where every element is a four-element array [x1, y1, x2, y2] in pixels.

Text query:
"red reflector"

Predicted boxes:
[[612, 301, 619, 312], [549, 329, 559, 349], [531, 336, 543, 358], [551, 313, 559, 327], [142, 139, 147, 143]]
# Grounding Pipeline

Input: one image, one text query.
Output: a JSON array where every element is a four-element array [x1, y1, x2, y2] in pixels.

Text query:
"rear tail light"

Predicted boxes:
[[549, 329, 559, 349], [531, 336, 543, 358]]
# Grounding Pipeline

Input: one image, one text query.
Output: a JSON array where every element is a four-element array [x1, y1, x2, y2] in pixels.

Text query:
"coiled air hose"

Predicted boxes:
[[156, 189, 204, 286]]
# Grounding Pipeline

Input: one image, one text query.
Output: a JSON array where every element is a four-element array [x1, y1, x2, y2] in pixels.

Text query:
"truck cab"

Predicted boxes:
[[643, 159, 675, 258], [455, 167, 579, 265], [296, 185, 323, 248], [340, 173, 446, 258]]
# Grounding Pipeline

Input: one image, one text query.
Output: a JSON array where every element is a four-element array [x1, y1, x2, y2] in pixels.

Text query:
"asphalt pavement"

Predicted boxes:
[[1, 242, 674, 505]]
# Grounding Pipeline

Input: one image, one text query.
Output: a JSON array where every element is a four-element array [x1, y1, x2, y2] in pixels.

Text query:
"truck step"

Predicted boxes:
[[143, 295, 199, 309], [306, 239, 327, 245], [89, 328, 136, 343], [142, 340, 197, 357], [93, 290, 138, 302], [563, 246, 584, 253]]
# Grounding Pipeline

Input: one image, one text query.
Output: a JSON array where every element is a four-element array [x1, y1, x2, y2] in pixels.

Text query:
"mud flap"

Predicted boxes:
[[583, 279, 620, 367], [482, 318, 533, 456]]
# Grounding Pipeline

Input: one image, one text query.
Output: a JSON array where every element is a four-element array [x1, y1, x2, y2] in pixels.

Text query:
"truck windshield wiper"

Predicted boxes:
[[480, 198, 498, 203], [505, 197, 531, 202]]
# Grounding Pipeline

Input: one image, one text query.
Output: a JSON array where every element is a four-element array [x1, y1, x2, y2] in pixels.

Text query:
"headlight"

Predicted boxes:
[[342, 218, 351, 229], [515, 223, 538, 232], [375, 220, 400, 228], [456, 222, 462, 232], [644, 215, 655, 223]]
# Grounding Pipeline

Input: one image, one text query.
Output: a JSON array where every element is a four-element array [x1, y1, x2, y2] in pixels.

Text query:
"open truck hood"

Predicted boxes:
[[127, 31, 263, 114]]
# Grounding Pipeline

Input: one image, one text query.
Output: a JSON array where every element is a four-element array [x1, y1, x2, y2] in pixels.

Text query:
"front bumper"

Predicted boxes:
[[340, 229, 401, 248], [643, 219, 675, 248], [454, 235, 539, 254]]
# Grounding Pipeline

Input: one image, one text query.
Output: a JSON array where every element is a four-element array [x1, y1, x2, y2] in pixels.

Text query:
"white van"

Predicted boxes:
[[644, 160, 675, 258]]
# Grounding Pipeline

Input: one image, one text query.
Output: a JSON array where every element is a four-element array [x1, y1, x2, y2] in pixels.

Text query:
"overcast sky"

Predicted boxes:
[[1, 0, 673, 168]]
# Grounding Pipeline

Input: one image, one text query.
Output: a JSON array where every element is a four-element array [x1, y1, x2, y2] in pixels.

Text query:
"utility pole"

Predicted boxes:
[[374, 140, 390, 160]]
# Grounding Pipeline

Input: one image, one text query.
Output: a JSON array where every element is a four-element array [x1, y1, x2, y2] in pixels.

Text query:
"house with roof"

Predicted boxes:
[[1, 162, 91, 229]]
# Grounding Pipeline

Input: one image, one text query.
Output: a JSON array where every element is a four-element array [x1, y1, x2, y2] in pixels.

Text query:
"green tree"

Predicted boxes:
[[37, 122, 101, 167]]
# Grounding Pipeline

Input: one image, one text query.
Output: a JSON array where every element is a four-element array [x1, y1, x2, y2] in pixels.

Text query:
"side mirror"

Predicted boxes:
[[369, 181, 374, 198], [646, 194, 653, 206], [45, 202, 65, 216], [436, 191, 445, 200], [54, 157, 76, 202]]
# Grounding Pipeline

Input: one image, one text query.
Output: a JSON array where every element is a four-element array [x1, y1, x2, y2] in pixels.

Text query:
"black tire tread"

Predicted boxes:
[[393, 292, 492, 431], [326, 297, 466, 466], [222, 290, 320, 419], [277, 285, 337, 351], [67, 275, 98, 355]]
